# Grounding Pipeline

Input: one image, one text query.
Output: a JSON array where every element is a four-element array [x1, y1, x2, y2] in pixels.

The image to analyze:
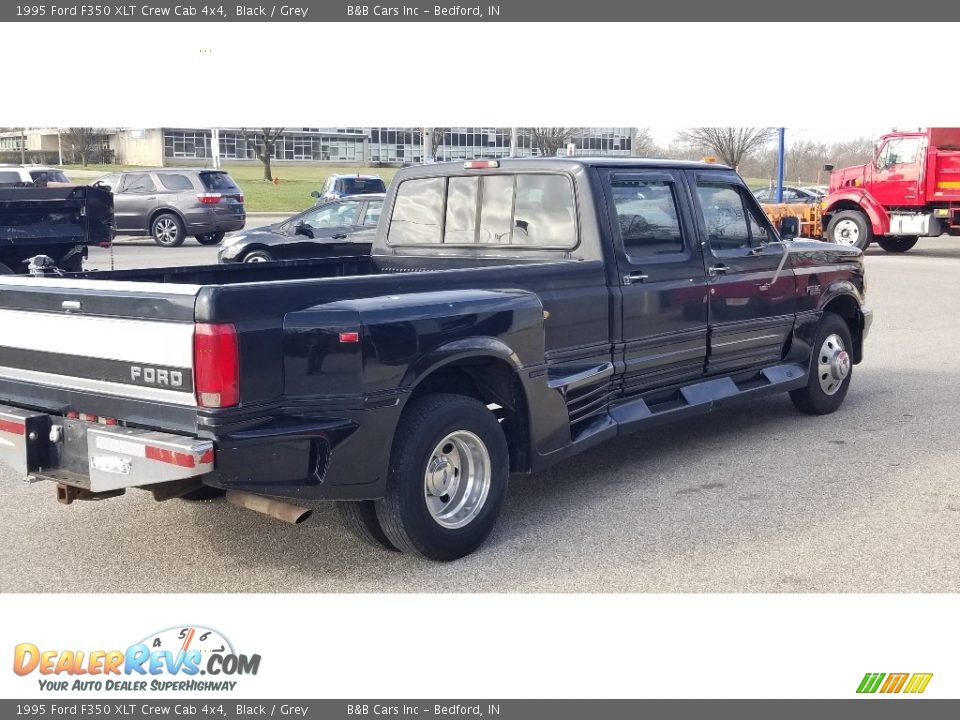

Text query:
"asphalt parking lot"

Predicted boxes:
[[2, 236, 959, 593]]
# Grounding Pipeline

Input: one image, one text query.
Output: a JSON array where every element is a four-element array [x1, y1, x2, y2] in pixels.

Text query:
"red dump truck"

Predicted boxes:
[[821, 128, 960, 252]]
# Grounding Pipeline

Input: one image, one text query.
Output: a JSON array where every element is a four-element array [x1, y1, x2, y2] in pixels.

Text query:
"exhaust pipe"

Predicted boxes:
[[225, 490, 312, 525]]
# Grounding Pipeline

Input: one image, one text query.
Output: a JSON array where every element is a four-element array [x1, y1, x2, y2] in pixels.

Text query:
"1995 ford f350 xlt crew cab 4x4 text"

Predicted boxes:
[[0, 159, 872, 560]]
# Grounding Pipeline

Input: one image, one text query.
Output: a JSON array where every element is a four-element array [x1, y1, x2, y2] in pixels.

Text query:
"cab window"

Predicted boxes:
[[611, 178, 684, 257], [696, 181, 768, 252], [877, 137, 922, 170]]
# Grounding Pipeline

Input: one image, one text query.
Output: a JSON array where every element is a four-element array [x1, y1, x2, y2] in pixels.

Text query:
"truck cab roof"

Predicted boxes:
[[414, 157, 733, 174]]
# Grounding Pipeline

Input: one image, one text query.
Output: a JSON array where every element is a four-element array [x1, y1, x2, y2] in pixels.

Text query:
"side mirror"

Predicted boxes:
[[295, 222, 314, 239], [822, 164, 834, 172], [779, 216, 801, 241], [310, 190, 320, 198], [93, 181, 112, 192]]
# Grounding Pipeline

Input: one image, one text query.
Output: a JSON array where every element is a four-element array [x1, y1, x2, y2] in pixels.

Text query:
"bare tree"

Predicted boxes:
[[677, 127, 776, 170], [525, 127, 582, 157], [240, 128, 286, 181], [426, 127, 449, 161], [631, 128, 657, 157], [63, 128, 105, 166]]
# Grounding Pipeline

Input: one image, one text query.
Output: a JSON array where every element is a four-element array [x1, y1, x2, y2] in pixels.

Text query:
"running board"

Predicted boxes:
[[603, 362, 807, 438]]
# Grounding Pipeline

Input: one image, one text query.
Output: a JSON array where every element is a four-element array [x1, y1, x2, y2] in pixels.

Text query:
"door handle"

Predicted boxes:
[[708, 264, 729, 276], [623, 271, 649, 285], [332, 234, 347, 240]]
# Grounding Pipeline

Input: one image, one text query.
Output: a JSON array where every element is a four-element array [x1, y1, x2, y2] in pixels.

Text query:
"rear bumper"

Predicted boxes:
[[0, 404, 212, 492], [0, 401, 398, 501]]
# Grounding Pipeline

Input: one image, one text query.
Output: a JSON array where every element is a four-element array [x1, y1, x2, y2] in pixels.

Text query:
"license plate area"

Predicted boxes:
[[0, 404, 213, 492]]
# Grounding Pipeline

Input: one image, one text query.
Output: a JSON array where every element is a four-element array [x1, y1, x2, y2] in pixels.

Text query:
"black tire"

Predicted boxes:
[[242, 249, 275, 263], [337, 501, 398, 551], [196, 231, 226, 246], [0, 262, 13, 275], [151, 213, 186, 247], [180, 486, 226, 501], [826, 210, 872, 251], [375, 393, 509, 561], [790, 312, 854, 415], [876, 236, 918, 253]]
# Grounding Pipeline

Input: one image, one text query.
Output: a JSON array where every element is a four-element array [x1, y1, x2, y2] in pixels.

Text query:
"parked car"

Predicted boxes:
[[313, 174, 386, 202], [219, 194, 382, 263], [93, 168, 245, 247], [0, 158, 871, 561], [801, 185, 828, 197], [0, 165, 72, 188], [753, 186, 821, 204]]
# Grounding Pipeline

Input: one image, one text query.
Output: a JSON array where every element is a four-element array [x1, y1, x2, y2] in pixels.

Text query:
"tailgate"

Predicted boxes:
[[0, 275, 202, 432]]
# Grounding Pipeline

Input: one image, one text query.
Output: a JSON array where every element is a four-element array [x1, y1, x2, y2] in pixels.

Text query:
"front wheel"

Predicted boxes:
[[790, 312, 853, 415], [826, 210, 872, 251], [242, 250, 275, 263], [876, 236, 918, 253], [151, 213, 186, 247], [195, 231, 225, 246], [375, 394, 509, 561]]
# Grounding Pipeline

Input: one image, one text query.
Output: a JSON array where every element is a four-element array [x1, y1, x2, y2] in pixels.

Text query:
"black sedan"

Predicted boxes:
[[218, 194, 383, 264], [752, 186, 820, 204]]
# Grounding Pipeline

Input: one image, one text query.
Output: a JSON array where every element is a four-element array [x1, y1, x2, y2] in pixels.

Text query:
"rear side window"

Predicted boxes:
[[158, 173, 195, 191], [122, 173, 156, 193], [0, 171, 21, 186], [199, 172, 240, 191], [389, 173, 576, 249], [611, 179, 684, 257], [387, 177, 444, 244], [30, 170, 69, 184]]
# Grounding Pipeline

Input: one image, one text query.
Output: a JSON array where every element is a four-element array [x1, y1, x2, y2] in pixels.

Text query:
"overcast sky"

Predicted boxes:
[[650, 127, 903, 147]]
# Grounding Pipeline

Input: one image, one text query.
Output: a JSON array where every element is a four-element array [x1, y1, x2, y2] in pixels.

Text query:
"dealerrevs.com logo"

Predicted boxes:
[[13, 626, 261, 692]]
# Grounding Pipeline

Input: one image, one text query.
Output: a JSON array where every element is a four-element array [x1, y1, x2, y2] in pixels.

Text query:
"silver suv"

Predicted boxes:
[[94, 168, 245, 247]]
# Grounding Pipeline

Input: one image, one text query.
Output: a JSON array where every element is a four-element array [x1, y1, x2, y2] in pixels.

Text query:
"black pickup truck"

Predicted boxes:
[[0, 186, 113, 274], [0, 158, 871, 560]]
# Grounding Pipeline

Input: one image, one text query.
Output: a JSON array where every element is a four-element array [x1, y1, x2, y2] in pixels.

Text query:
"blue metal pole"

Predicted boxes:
[[775, 127, 785, 203]]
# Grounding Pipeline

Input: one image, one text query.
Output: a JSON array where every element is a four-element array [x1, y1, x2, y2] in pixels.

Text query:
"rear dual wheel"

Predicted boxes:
[[339, 393, 509, 561]]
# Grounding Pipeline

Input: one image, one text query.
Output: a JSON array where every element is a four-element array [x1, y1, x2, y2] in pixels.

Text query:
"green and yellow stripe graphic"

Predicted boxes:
[[857, 672, 932, 694]]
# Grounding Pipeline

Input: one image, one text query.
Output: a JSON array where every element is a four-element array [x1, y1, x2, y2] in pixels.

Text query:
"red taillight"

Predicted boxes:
[[235, 194, 244, 204], [194, 323, 239, 408], [197, 193, 222, 205]]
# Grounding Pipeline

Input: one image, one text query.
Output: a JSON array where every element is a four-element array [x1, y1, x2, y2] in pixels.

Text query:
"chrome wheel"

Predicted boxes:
[[154, 217, 180, 244], [832, 219, 859, 246], [423, 430, 491, 529], [244, 254, 270, 263], [817, 333, 850, 396]]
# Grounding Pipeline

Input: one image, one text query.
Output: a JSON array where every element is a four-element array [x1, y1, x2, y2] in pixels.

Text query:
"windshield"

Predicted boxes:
[[338, 177, 386, 194]]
